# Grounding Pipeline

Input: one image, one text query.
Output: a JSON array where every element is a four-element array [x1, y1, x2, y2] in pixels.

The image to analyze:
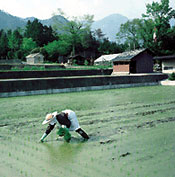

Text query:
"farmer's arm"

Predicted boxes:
[[40, 123, 56, 142]]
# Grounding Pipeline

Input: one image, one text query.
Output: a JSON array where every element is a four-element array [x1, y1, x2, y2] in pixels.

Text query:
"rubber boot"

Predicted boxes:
[[76, 128, 89, 139]]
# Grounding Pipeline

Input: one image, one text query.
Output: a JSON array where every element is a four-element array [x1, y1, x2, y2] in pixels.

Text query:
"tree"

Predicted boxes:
[[44, 38, 71, 62], [8, 29, 22, 51], [81, 30, 98, 51], [56, 35, 71, 56], [160, 26, 175, 54], [44, 41, 60, 61], [98, 38, 123, 55], [142, 0, 175, 54], [24, 19, 57, 47], [42, 26, 58, 45], [52, 9, 94, 56], [21, 37, 37, 56], [93, 28, 106, 41], [7, 29, 23, 58], [143, 0, 175, 24], [116, 0, 175, 55], [0, 30, 8, 59], [116, 19, 142, 50]]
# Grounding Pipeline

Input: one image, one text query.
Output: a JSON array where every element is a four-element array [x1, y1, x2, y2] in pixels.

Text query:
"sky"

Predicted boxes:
[[0, 0, 175, 21]]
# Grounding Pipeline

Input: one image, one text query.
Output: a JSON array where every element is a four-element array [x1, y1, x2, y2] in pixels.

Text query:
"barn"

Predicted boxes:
[[112, 49, 153, 74]]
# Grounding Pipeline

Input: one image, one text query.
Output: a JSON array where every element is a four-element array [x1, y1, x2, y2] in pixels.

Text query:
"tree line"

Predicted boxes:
[[0, 0, 174, 64], [0, 16, 125, 63]]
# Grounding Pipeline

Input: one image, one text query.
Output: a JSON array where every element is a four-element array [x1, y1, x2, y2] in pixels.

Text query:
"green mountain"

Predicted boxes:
[[23, 15, 68, 27], [0, 10, 129, 41], [0, 10, 68, 30], [0, 10, 26, 30], [1, 10, 174, 42]]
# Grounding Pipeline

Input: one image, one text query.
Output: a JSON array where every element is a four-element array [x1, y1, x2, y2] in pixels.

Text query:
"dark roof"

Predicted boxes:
[[112, 48, 151, 62], [154, 55, 175, 60]]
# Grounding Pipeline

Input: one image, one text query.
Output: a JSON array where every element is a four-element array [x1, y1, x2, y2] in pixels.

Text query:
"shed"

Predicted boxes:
[[112, 49, 153, 74], [154, 55, 175, 73], [26, 53, 44, 64], [94, 54, 119, 65]]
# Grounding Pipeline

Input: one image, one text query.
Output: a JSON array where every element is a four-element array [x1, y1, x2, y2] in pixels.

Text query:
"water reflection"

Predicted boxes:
[[42, 140, 85, 166]]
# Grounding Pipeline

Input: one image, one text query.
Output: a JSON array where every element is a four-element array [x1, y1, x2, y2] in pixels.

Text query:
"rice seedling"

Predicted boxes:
[[1, 86, 175, 176]]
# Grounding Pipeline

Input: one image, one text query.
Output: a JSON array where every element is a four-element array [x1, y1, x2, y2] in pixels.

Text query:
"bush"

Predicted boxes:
[[168, 72, 175, 81]]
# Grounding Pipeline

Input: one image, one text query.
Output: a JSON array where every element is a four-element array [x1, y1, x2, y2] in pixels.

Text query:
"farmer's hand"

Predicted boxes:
[[39, 133, 47, 143], [39, 138, 44, 143]]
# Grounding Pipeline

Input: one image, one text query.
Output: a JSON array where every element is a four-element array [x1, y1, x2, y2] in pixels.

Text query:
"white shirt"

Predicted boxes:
[[49, 110, 80, 131]]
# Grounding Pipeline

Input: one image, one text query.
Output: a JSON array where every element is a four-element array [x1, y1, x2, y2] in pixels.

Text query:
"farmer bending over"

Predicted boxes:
[[40, 109, 89, 142]]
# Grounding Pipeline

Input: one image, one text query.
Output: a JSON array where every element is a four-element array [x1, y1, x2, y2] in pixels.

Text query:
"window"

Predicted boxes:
[[164, 67, 173, 70]]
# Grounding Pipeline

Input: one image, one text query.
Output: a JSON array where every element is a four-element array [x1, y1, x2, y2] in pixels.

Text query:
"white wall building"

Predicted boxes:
[[26, 53, 44, 64], [154, 55, 175, 73]]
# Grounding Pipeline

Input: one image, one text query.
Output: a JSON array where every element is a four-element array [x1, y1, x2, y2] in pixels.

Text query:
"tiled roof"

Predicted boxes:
[[112, 49, 146, 62], [154, 55, 175, 60], [26, 53, 43, 58]]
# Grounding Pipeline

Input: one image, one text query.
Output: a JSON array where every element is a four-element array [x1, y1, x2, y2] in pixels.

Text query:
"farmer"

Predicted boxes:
[[39, 109, 89, 142]]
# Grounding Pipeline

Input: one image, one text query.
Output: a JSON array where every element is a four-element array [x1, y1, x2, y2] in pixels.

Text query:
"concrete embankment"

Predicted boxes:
[[0, 73, 168, 97]]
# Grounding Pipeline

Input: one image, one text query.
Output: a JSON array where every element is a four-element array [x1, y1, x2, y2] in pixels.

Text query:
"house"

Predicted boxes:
[[26, 53, 44, 64], [154, 55, 175, 73], [94, 54, 119, 65], [112, 49, 153, 74]]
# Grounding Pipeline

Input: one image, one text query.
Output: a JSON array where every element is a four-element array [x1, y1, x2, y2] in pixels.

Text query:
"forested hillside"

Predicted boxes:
[[0, 10, 26, 30]]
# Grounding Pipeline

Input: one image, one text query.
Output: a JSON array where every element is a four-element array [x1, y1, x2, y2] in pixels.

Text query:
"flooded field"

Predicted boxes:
[[0, 85, 175, 177]]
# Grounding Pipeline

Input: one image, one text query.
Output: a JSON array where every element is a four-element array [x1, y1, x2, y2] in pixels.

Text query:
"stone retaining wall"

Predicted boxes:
[[0, 73, 168, 97]]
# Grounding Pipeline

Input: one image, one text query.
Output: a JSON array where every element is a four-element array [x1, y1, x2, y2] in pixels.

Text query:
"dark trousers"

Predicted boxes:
[[76, 128, 89, 139]]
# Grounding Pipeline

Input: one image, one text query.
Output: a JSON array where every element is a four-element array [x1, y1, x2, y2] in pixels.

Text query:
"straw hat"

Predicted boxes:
[[42, 111, 57, 125]]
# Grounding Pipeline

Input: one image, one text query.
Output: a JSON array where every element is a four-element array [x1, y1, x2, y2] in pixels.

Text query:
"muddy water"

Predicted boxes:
[[1, 86, 175, 177]]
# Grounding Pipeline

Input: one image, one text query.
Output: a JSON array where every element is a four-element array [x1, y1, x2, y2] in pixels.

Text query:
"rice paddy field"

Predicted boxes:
[[0, 85, 175, 177]]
